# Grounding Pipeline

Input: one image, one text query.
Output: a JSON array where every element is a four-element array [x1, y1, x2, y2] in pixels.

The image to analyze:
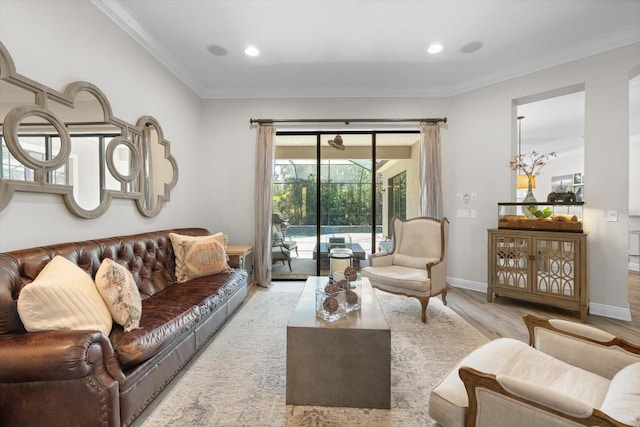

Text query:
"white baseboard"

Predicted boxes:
[[447, 277, 632, 321], [447, 277, 486, 293], [589, 302, 632, 321], [629, 262, 639, 272]]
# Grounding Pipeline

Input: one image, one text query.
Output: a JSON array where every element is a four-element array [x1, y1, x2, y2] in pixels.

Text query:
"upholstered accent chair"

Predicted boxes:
[[429, 315, 640, 427], [362, 216, 449, 323]]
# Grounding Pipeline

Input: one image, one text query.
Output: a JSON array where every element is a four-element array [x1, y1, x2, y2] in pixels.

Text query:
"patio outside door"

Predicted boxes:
[[272, 131, 419, 280]]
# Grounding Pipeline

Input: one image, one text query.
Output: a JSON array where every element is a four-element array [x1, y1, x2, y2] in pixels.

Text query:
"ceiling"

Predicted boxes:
[[91, 0, 640, 99]]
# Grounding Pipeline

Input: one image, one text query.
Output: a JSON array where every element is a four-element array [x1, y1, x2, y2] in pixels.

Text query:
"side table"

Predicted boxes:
[[226, 245, 254, 285]]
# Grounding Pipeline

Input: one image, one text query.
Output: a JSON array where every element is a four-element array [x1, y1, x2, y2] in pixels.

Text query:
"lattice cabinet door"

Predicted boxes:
[[487, 229, 588, 321], [533, 237, 583, 301], [490, 233, 531, 295]]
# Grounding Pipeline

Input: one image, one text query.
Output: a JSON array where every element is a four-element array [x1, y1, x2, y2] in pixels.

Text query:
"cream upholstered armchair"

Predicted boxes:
[[362, 216, 449, 323], [429, 315, 640, 427]]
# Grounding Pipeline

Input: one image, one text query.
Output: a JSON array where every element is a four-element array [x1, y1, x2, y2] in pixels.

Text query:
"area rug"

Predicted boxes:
[[137, 284, 488, 426]]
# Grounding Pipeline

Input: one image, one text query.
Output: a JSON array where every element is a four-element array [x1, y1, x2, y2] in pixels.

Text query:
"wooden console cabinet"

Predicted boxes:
[[487, 229, 588, 321]]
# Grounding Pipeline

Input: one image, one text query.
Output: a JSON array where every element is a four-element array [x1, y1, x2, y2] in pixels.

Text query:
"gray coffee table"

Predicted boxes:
[[286, 276, 391, 408]]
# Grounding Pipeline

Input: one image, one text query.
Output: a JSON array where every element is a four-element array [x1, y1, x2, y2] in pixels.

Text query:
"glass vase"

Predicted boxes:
[[522, 177, 537, 219], [316, 287, 346, 322]]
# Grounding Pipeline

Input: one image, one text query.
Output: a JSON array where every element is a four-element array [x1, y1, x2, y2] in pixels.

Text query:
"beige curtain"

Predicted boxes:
[[419, 123, 443, 219], [253, 124, 276, 287]]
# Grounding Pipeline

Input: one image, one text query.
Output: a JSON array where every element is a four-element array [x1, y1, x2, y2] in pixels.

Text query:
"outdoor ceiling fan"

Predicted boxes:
[[328, 134, 345, 150]]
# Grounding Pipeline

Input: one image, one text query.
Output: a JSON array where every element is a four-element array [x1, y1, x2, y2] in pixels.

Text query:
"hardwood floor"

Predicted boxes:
[[446, 270, 640, 345], [267, 271, 640, 345]]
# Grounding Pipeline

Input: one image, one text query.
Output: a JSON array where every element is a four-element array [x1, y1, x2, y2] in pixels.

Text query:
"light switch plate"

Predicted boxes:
[[457, 209, 469, 218], [607, 210, 618, 222]]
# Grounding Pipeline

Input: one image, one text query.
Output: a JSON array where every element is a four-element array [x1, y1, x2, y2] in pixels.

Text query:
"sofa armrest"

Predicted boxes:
[[459, 366, 625, 427], [0, 330, 123, 427], [0, 330, 124, 385], [524, 315, 640, 379]]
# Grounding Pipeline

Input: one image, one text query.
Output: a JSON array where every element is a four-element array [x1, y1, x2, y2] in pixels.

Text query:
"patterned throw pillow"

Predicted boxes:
[[169, 232, 231, 283], [95, 258, 142, 332], [16, 255, 113, 336]]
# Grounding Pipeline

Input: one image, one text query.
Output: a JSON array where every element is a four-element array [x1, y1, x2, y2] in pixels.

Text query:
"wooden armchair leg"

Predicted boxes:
[[418, 296, 430, 323]]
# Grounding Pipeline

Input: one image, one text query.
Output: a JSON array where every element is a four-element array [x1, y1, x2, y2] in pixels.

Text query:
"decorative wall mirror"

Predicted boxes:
[[0, 42, 178, 218]]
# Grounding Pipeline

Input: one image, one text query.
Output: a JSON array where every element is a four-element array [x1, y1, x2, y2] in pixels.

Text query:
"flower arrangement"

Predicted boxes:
[[509, 150, 557, 177]]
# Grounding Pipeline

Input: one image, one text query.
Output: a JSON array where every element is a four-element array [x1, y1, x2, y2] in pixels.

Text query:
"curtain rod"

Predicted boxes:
[[249, 117, 447, 126]]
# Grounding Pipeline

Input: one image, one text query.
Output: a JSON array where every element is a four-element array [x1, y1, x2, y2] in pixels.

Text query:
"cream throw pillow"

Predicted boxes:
[[600, 362, 640, 426], [95, 258, 142, 332], [17, 255, 112, 336], [169, 232, 231, 283]]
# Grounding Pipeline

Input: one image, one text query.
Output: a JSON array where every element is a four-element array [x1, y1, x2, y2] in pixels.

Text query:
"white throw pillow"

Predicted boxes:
[[600, 361, 640, 426], [95, 258, 142, 332], [17, 255, 112, 336], [169, 232, 231, 283]]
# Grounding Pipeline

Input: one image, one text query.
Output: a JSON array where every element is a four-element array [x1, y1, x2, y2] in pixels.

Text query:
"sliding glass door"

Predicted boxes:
[[273, 131, 419, 280]]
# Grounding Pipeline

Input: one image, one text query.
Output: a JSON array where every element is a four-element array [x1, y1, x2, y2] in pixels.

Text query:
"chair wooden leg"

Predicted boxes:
[[418, 296, 430, 323], [286, 259, 292, 271], [441, 287, 448, 305]]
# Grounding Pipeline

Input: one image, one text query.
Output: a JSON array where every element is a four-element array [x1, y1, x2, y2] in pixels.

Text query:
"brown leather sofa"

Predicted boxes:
[[0, 228, 248, 427]]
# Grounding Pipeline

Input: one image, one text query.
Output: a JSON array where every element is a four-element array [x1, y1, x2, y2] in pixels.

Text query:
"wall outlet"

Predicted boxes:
[[457, 209, 469, 218]]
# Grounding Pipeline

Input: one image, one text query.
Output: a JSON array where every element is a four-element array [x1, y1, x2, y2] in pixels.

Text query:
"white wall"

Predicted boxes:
[[0, 0, 203, 250], [631, 74, 640, 213], [533, 149, 584, 201]]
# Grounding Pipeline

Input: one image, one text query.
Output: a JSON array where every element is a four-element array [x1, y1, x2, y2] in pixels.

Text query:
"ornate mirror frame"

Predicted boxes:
[[0, 42, 178, 218]]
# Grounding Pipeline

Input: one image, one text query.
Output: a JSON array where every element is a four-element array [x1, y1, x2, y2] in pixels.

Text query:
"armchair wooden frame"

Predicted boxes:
[[459, 366, 626, 427]]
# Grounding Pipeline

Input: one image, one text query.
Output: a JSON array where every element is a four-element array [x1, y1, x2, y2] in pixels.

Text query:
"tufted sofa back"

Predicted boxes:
[[0, 227, 209, 338]]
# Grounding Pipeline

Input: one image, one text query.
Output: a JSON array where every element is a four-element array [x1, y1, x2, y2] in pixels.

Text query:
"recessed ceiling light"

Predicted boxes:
[[244, 46, 260, 57], [206, 44, 228, 56], [461, 41, 484, 54], [427, 43, 443, 54]]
